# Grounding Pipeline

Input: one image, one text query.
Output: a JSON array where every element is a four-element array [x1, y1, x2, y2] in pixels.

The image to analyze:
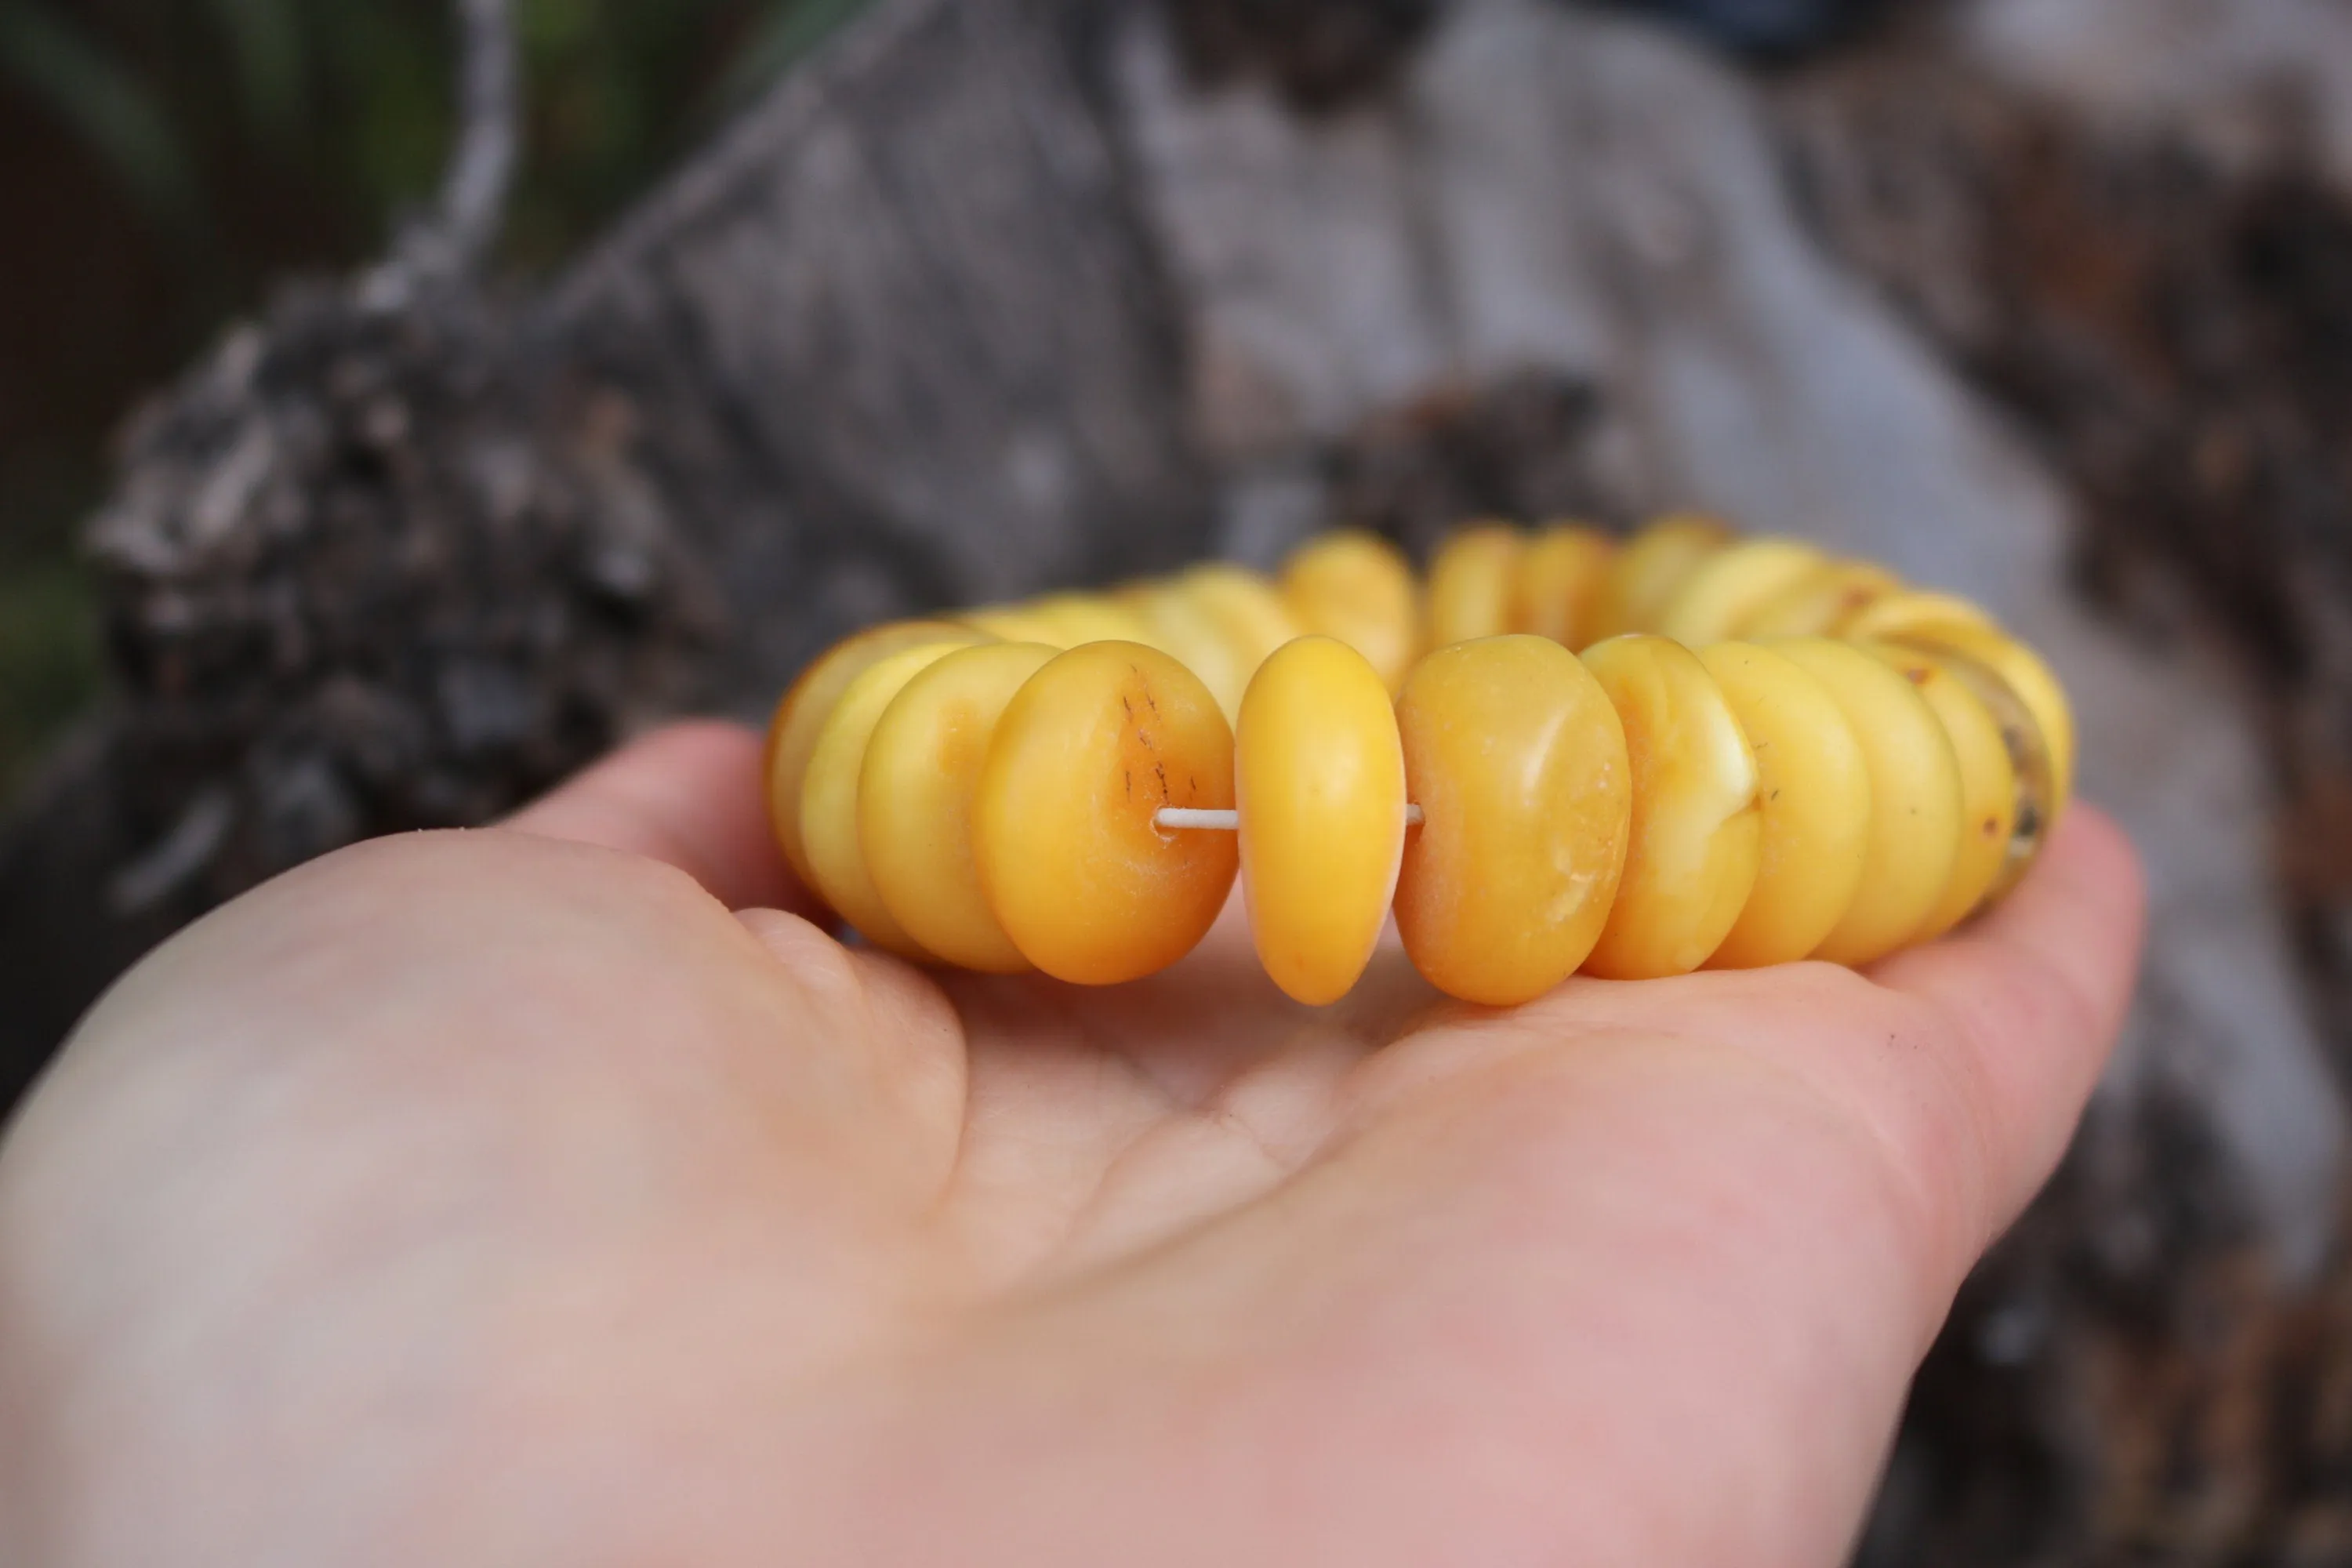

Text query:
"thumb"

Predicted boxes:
[[505, 721, 819, 918]]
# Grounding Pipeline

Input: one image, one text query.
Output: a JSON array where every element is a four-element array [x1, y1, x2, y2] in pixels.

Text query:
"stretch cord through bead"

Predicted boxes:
[[1155, 808, 1425, 830], [764, 517, 2076, 1008]]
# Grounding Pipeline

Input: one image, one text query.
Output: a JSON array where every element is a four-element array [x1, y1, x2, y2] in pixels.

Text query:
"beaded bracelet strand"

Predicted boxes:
[[764, 517, 2072, 1008]]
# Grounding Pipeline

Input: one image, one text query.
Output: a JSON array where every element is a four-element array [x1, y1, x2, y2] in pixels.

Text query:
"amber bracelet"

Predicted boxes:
[[764, 517, 2071, 1007]]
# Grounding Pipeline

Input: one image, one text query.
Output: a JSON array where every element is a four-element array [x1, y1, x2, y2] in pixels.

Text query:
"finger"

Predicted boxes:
[[1358, 802, 2143, 1268], [1236, 804, 2138, 1407], [913, 809, 2143, 1568], [1868, 802, 2147, 1223], [504, 721, 817, 916], [1004, 808, 2143, 1565]]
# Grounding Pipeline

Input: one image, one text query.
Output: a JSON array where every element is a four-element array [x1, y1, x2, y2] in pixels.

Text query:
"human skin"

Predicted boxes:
[[0, 721, 2143, 1566]]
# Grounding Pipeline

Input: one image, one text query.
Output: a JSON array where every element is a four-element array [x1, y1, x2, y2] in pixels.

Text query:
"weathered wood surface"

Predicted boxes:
[[555, 0, 1215, 696], [5, 0, 2351, 1556]]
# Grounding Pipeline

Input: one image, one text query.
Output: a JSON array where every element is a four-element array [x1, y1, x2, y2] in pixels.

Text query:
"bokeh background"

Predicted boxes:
[[0, 0, 1907, 808], [0, 0, 871, 804]]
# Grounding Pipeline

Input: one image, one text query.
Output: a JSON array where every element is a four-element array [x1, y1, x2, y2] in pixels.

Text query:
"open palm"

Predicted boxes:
[[0, 722, 2143, 1567]]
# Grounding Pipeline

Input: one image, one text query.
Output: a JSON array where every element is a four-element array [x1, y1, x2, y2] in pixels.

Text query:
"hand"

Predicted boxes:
[[0, 720, 2143, 1566]]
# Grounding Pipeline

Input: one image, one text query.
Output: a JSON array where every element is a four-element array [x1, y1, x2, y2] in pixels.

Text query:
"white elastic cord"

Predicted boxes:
[[1155, 805, 1423, 830]]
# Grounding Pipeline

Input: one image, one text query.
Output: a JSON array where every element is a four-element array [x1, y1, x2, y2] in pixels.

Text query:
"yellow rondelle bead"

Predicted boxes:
[[1656, 538, 1826, 648], [1394, 636, 1632, 1007], [1024, 593, 1153, 648], [1857, 641, 2016, 941], [1896, 622, 2075, 825], [1279, 530, 1422, 692], [765, 620, 983, 896], [1123, 583, 1252, 719], [1696, 642, 1871, 971], [1838, 590, 1997, 644], [1918, 641, 2059, 899], [861, 641, 1061, 974], [959, 605, 1070, 646], [1771, 638, 1965, 967], [1236, 637, 1408, 1006], [1737, 558, 1901, 638], [800, 640, 977, 958], [1589, 513, 1733, 641], [1512, 524, 1614, 650], [1179, 564, 1304, 681], [1580, 635, 1764, 979], [975, 642, 1238, 985], [1425, 523, 1522, 648]]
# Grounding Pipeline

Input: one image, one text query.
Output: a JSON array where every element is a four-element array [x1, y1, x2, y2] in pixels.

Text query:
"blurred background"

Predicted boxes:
[[11, 0, 2352, 1559], [0, 0, 1901, 810], [0, 0, 1938, 808], [0, 0, 869, 804]]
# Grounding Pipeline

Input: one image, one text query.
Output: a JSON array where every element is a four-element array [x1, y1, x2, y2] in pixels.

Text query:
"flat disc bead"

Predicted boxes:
[[1394, 635, 1632, 1007], [1655, 538, 1824, 647], [1236, 637, 1407, 1006], [1696, 642, 1870, 971], [1123, 583, 1251, 719], [1856, 641, 2016, 942], [1737, 558, 1900, 639], [1838, 590, 1996, 644], [1580, 635, 1764, 980], [1511, 524, 1613, 650], [960, 606, 1065, 645], [1769, 637, 1964, 967], [1425, 524, 1523, 647], [1178, 564, 1304, 682], [800, 640, 978, 958], [1589, 514, 1732, 641], [1279, 531, 1422, 691], [861, 641, 1061, 974], [975, 642, 1239, 985], [765, 620, 983, 894], [1911, 641, 2059, 902], [1024, 593, 1154, 648], [1894, 622, 2075, 824]]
